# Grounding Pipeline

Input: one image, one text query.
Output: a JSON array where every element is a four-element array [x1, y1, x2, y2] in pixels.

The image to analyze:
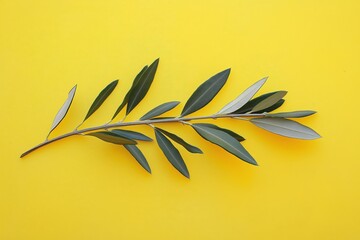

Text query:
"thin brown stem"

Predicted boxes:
[[20, 113, 265, 158]]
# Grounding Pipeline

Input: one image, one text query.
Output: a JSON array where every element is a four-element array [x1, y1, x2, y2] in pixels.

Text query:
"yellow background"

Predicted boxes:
[[1, 0, 359, 239]]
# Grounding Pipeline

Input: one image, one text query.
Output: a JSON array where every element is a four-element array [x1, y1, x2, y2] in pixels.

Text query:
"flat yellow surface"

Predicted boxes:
[[1, 0, 359, 239]]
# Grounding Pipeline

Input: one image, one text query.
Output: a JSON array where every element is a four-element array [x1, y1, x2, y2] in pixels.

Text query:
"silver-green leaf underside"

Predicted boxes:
[[48, 85, 77, 136], [266, 110, 316, 118], [84, 80, 118, 121], [124, 145, 151, 174], [180, 68, 230, 117], [251, 90, 287, 113], [250, 118, 321, 140], [192, 124, 257, 165], [87, 131, 137, 145], [140, 101, 180, 120], [127, 58, 159, 115], [217, 77, 267, 114], [156, 127, 202, 154], [154, 129, 190, 178], [112, 65, 148, 120]]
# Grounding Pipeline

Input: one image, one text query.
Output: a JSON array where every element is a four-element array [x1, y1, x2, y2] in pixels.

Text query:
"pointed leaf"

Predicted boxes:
[[156, 127, 202, 153], [192, 124, 257, 165], [140, 101, 180, 120], [87, 131, 137, 145], [124, 145, 151, 173], [112, 66, 148, 120], [251, 91, 287, 113], [111, 129, 152, 141], [48, 85, 77, 136], [180, 69, 230, 117], [127, 59, 159, 115], [84, 80, 118, 121], [250, 118, 321, 139], [217, 77, 267, 114], [254, 99, 284, 113], [266, 110, 316, 118], [154, 129, 190, 178], [234, 91, 282, 114], [194, 123, 245, 142]]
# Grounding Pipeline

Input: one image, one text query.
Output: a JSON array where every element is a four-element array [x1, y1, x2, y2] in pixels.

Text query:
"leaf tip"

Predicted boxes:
[[313, 132, 322, 139], [259, 76, 268, 84], [222, 68, 231, 77], [111, 80, 119, 87]]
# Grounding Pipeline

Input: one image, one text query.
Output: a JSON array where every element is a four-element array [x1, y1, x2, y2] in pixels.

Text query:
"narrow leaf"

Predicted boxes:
[[84, 80, 118, 121], [194, 123, 245, 142], [112, 66, 148, 120], [250, 118, 321, 140], [217, 77, 267, 114], [87, 131, 137, 145], [124, 145, 151, 173], [156, 127, 202, 153], [251, 91, 287, 113], [154, 129, 190, 178], [234, 91, 282, 114], [266, 110, 316, 118], [140, 101, 180, 120], [192, 124, 257, 165], [48, 85, 77, 136], [111, 129, 152, 141], [254, 99, 284, 113], [127, 59, 159, 115], [180, 69, 230, 117]]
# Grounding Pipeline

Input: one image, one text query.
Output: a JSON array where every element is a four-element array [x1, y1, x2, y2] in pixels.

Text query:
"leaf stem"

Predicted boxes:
[[20, 113, 265, 158]]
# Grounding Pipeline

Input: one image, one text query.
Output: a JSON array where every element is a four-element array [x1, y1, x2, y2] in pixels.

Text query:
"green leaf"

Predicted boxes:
[[154, 129, 190, 178], [111, 129, 152, 141], [192, 124, 257, 165], [251, 91, 287, 113], [266, 110, 316, 118], [140, 101, 180, 120], [87, 131, 137, 145], [217, 77, 267, 114], [48, 85, 77, 137], [194, 123, 245, 142], [250, 118, 321, 140], [84, 80, 118, 121], [180, 69, 230, 117], [127, 59, 159, 115], [255, 99, 284, 113], [155, 127, 202, 154], [124, 145, 151, 174], [112, 66, 148, 120], [234, 91, 282, 113]]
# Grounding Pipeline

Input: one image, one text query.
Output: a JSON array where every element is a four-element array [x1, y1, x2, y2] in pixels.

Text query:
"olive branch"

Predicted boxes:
[[21, 58, 320, 178]]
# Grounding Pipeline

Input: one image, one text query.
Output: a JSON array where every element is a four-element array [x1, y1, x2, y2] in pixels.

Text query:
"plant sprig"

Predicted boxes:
[[21, 58, 320, 178]]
